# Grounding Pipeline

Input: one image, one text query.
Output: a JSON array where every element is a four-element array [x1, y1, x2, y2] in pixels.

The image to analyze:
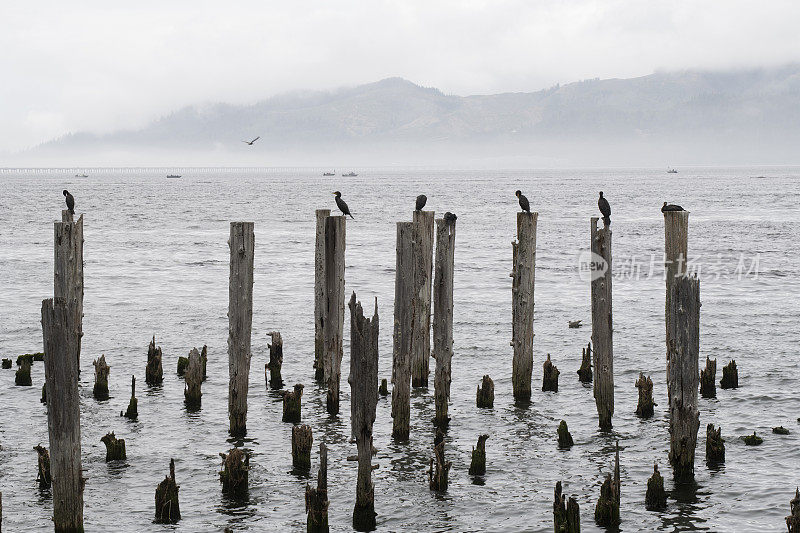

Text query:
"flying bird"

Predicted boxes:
[[415, 194, 427, 211], [515, 190, 530, 213], [333, 191, 354, 219], [598, 191, 611, 227], [242, 136, 260, 145], [661, 202, 685, 212], [63, 190, 75, 214]]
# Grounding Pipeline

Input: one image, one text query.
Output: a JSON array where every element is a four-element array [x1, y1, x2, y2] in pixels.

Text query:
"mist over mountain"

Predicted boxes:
[[23, 65, 800, 167]]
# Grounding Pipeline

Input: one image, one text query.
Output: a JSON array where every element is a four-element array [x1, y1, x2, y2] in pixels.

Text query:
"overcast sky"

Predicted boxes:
[[1, 0, 799, 154]]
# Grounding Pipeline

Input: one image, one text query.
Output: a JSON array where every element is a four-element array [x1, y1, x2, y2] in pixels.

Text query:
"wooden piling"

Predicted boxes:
[[184, 347, 203, 409], [700, 357, 716, 398], [282, 384, 303, 423], [706, 424, 725, 463], [154, 459, 181, 523], [667, 276, 700, 483], [292, 425, 313, 471], [347, 293, 379, 531], [594, 442, 621, 527], [323, 216, 346, 415], [41, 298, 84, 531], [411, 210, 434, 388], [219, 448, 249, 496], [93, 355, 110, 400], [428, 430, 451, 492], [786, 488, 800, 532], [123, 375, 138, 420], [720, 360, 738, 389], [664, 210, 689, 362], [34, 445, 51, 489], [635, 373, 655, 418], [314, 209, 331, 382], [200, 345, 207, 381], [511, 211, 537, 402], [554, 481, 580, 533], [645, 464, 667, 511], [432, 216, 456, 427], [476, 375, 494, 408], [468, 434, 489, 475], [177, 356, 188, 376], [577, 342, 592, 383], [1, 358, 10, 369], [54, 212, 84, 369], [590, 217, 614, 429], [145, 336, 163, 385], [542, 354, 559, 392], [557, 420, 574, 449], [15, 358, 31, 386], [306, 443, 329, 532], [101, 432, 126, 461], [266, 331, 284, 389], [378, 379, 388, 396], [392, 222, 414, 441], [228, 221, 255, 437]]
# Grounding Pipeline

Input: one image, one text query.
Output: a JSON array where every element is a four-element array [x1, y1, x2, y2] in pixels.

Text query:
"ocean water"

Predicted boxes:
[[0, 167, 798, 532]]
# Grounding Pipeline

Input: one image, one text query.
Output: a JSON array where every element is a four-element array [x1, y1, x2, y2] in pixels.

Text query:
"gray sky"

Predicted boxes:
[[2, 0, 799, 154]]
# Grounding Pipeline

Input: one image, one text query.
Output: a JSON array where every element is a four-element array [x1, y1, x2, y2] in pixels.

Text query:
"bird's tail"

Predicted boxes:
[[69, 208, 75, 215], [602, 216, 611, 227], [349, 213, 355, 220]]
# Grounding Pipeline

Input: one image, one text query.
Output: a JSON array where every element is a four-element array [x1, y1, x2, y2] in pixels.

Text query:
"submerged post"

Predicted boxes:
[[54, 212, 84, 369], [511, 211, 537, 402], [392, 222, 414, 441], [432, 215, 456, 427], [228, 221, 254, 437], [323, 216, 346, 415], [348, 293, 379, 531], [667, 275, 701, 483], [591, 217, 614, 429], [411, 210, 434, 388], [41, 298, 84, 531], [314, 209, 331, 381]]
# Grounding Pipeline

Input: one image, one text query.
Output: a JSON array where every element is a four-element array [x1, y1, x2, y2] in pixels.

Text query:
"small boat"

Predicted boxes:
[[166, 174, 182, 179], [667, 169, 678, 174], [75, 173, 88, 178], [323, 171, 335, 176], [342, 172, 358, 177]]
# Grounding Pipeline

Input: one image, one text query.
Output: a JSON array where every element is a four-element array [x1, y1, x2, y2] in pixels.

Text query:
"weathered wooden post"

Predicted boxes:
[[282, 384, 303, 423], [15, 358, 32, 386], [154, 459, 180, 523], [93, 355, 110, 400], [635, 373, 655, 418], [577, 342, 592, 382], [34, 445, 51, 489], [554, 481, 580, 533], [306, 443, 329, 532], [786, 488, 800, 532], [411, 210, 434, 387], [314, 209, 331, 381], [428, 430, 451, 492], [41, 298, 84, 531], [265, 331, 284, 389], [476, 375, 494, 408], [184, 347, 203, 409], [511, 211, 537, 402], [591, 217, 614, 429], [542, 354, 559, 392], [54, 211, 84, 368], [468, 434, 489, 475], [228, 221, 255, 437], [145, 336, 163, 385], [432, 215, 456, 428], [392, 222, 414, 441], [323, 216, 346, 415], [645, 464, 667, 511], [594, 442, 621, 527], [219, 448, 249, 496], [664, 210, 689, 357], [706, 424, 725, 463], [557, 420, 574, 449], [292, 425, 313, 471], [348, 293, 379, 531], [123, 375, 138, 420], [720, 360, 738, 389], [101, 432, 126, 461], [700, 357, 716, 398], [667, 276, 700, 482]]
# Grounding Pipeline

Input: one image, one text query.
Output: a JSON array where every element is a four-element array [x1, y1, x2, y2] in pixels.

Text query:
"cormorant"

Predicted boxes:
[[333, 191, 354, 219], [415, 194, 427, 211], [598, 191, 611, 226], [241, 136, 260, 145], [63, 190, 75, 214], [443, 211, 457, 224], [515, 190, 530, 213], [661, 202, 685, 212]]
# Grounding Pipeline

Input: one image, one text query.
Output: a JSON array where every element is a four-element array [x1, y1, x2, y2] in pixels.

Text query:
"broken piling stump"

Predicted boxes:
[[774, 426, 790, 435], [511, 211, 537, 402], [392, 222, 414, 441], [184, 347, 203, 409], [645, 464, 667, 511], [323, 216, 346, 415], [314, 209, 330, 382], [706, 424, 725, 463], [282, 384, 303, 423], [594, 443, 621, 527], [154, 459, 181, 523], [54, 211, 84, 369], [720, 360, 738, 389], [93, 354, 110, 400], [542, 354, 559, 392], [177, 356, 188, 376], [41, 298, 84, 530], [411, 210, 434, 388], [476, 375, 494, 408], [101, 432, 126, 461], [468, 434, 489, 475], [428, 430, 451, 492], [34, 445, 51, 489], [700, 356, 716, 398], [15, 358, 31, 386], [378, 379, 388, 396], [306, 442, 329, 533], [553, 481, 580, 533], [557, 420, 574, 449], [228, 221, 255, 437], [219, 448, 249, 496], [122, 375, 138, 420], [348, 293, 379, 531], [591, 217, 614, 429], [741, 431, 763, 446], [1, 358, 11, 369], [145, 335, 163, 385], [432, 215, 456, 427], [577, 342, 592, 383], [787, 488, 800, 533], [292, 425, 313, 472], [635, 373, 655, 418], [265, 331, 284, 389]]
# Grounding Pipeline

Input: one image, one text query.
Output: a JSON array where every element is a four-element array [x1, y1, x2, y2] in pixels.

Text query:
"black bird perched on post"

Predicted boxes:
[[661, 202, 685, 212], [241, 136, 260, 145], [63, 190, 75, 214], [415, 194, 427, 211], [443, 211, 457, 224], [333, 191, 354, 219], [515, 190, 530, 213], [598, 191, 611, 227]]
